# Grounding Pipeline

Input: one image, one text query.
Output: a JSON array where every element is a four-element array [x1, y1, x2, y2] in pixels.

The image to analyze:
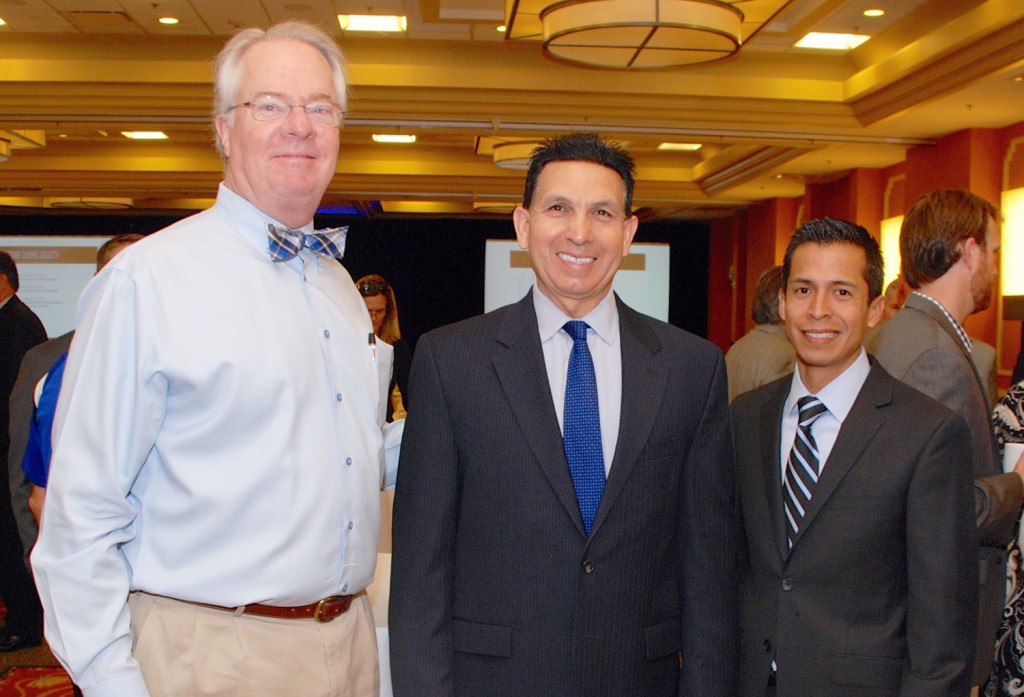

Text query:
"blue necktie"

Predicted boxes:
[[782, 395, 828, 548], [266, 223, 348, 262], [562, 320, 605, 535]]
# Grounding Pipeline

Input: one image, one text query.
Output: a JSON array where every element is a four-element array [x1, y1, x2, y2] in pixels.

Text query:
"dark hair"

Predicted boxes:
[[781, 217, 884, 301], [900, 189, 999, 288], [751, 266, 785, 325], [96, 233, 144, 270], [0, 251, 19, 292], [522, 133, 636, 214]]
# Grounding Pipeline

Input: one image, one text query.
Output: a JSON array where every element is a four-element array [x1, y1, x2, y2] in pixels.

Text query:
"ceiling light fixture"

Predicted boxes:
[[338, 15, 407, 32], [372, 134, 416, 144], [0, 17, 6, 27], [121, 131, 168, 140], [795, 32, 870, 50], [537, 0, 743, 69], [658, 142, 702, 151], [497, 25, 506, 33], [47, 197, 134, 210], [862, 9, 885, 18], [492, 142, 543, 170], [158, 17, 179, 25]]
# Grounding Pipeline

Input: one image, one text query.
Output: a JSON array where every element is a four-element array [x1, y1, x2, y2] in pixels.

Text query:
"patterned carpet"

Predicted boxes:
[[0, 602, 74, 696], [0, 668, 73, 697]]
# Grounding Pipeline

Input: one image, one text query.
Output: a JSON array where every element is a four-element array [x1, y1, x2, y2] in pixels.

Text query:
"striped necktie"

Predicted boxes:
[[266, 223, 348, 262], [562, 320, 605, 535], [782, 395, 828, 548]]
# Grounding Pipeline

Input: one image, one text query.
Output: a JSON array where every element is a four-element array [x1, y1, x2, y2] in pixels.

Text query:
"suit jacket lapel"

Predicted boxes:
[[788, 363, 892, 549], [589, 299, 665, 536], [756, 382, 789, 560], [492, 294, 586, 534]]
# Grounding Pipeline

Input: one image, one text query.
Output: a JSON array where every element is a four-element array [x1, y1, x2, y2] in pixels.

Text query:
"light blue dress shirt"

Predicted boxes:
[[534, 287, 622, 476], [31, 184, 391, 697], [779, 348, 872, 478]]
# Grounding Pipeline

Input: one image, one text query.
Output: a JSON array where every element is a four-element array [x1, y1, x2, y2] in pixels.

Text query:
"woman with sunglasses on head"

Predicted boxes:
[[357, 274, 411, 421]]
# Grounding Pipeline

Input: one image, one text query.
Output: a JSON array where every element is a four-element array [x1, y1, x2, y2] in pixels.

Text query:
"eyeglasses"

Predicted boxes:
[[358, 280, 388, 296], [227, 97, 343, 127]]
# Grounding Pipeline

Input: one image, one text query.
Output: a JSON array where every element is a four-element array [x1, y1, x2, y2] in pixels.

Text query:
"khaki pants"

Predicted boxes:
[[128, 591, 379, 697]]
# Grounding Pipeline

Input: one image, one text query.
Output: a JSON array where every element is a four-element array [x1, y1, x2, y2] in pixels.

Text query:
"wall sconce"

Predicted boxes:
[[879, 215, 904, 288], [1003, 188, 1024, 320]]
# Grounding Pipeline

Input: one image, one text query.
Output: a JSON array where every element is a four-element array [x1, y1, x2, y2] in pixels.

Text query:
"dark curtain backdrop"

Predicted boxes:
[[0, 212, 710, 348]]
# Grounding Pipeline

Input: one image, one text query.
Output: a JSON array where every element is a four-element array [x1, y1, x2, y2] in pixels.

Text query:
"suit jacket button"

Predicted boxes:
[[582, 559, 595, 574], [763, 639, 772, 653], [781, 577, 793, 591]]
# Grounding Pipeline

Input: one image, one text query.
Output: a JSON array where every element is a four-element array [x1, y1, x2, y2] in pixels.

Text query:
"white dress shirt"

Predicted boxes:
[[31, 184, 390, 697], [534, 287, 622, 475], [779, 349, 872, 478]]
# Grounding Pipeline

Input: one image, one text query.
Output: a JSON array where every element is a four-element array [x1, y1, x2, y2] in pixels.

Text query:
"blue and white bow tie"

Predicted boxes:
[[266, 223, 348, 262]]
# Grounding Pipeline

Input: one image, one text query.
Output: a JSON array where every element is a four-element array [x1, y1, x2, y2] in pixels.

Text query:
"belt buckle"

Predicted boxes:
[[313, 595, 347, 623]]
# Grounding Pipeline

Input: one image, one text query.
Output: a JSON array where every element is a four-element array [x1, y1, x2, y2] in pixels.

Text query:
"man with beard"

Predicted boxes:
[[869, 189, 1024, 689]]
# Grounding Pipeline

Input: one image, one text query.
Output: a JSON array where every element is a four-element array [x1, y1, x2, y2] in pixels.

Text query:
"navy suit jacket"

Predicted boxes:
[[389, 293, 740, 697]]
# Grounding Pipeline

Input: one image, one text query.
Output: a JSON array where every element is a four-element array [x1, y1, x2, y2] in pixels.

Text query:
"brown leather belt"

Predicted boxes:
[[173, 594, 354, 623]]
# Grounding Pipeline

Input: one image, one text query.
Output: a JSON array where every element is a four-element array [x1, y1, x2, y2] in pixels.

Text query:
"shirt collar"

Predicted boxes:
[[533, 287, 618, 346], [213, 183, 314, 259], [910, 291, 972, 354], [784, 348, 871, 424]]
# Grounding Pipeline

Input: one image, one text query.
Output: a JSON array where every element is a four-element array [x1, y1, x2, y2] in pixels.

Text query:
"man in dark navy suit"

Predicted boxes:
[[390, 133, 740, 697]]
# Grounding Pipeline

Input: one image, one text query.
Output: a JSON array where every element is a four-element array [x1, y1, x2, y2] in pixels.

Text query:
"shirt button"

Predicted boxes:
[[582, 559, 595, 574], [323, 329, 331, 338], [347, 521, 354, 530], [345, 457, 352, 466], [781, 577, 793, 591], [336, 393, 343, 402], [763, 639, 772, 653], [342, 584, 348, 593]]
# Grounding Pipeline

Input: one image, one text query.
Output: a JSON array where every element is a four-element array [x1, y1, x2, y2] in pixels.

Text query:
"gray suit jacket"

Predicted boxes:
[[389, 293, 741, 697], [733, 364, 976, 697], [868, 292, 1022, 683], [725, 323, 795, 402], [7, 331, 73, 561], [970, 338, 997, 409]]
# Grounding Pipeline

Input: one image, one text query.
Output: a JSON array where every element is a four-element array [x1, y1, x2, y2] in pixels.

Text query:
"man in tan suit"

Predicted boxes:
[[726, 266, 795, 401]]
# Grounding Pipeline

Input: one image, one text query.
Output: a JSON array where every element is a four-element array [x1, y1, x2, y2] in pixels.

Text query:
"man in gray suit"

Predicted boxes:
[[389, 133, 740, 697], [726, 265, 795, 401], [9, 233, 143, 541], [869, 189, 1024, 686], [734, 218, 976, 696]]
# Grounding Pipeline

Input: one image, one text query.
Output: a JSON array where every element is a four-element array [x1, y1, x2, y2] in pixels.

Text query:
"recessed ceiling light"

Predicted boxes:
[[0, 17, 6, 26], [1015, 74, 1024, 82], [795, 32, 871, 50], [497, 25, 506, 33], [863, 9, 885, 18], [122, 131, 169, 140], [657, 142, 702, 151], [158, 17, 179, 25], [338, 15, 407, 32], [372, 134, 416, 144]]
